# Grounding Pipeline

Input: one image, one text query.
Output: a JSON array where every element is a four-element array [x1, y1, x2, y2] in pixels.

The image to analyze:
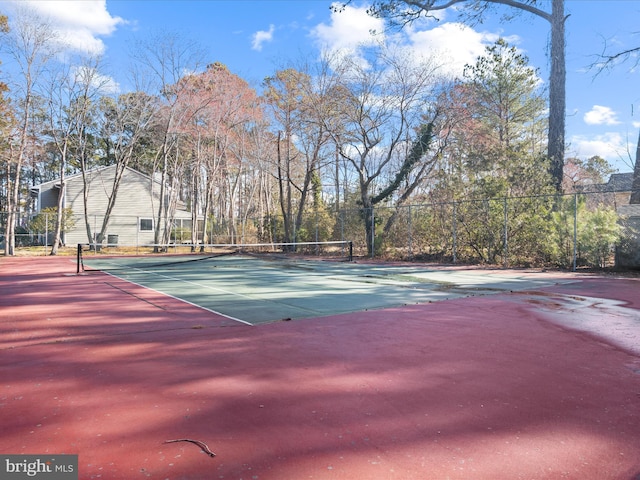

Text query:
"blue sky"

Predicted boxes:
[[1, 0, 639, 173]]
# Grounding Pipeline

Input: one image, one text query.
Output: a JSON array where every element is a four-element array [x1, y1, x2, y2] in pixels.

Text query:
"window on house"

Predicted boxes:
[[139, 218, 153, 231]]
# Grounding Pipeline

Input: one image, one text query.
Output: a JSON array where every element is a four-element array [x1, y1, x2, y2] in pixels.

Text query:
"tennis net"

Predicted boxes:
[[76, 240, 353, 274]]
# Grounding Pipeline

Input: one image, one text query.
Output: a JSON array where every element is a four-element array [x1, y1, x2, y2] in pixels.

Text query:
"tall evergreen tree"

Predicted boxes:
[[460, 38, 548, 194]]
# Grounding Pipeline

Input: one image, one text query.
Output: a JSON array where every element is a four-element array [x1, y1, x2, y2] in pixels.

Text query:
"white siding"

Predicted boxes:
[[36, 166, 191, 246]]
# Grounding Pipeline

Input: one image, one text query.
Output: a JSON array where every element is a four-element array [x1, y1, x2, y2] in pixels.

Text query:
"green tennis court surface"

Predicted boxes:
[[82, 255, 568, 325]]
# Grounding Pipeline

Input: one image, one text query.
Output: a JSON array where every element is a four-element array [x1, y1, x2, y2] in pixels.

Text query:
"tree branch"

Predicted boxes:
[[371, 120, 436, 205], [351, 0, 553, 23]]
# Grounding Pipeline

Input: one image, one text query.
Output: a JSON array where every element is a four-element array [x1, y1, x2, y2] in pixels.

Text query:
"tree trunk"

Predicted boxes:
[[190, 164, 199, 251], [81, 168, 94, 245], [547, 0, 566, 192], [5, 177, 17, 256], [50, 181, 64, 255], [96, 163, 128, 246], [5, 91, 31, 256], [153, 132, 171, 252], [50, 139, 69, 255], [362, 198, 375, 257], [276, 131, 292, 245], [200, 179, 213, 251]]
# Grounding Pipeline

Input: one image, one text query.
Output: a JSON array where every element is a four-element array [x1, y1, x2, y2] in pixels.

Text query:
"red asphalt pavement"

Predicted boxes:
[[1, 256, 639, 480]]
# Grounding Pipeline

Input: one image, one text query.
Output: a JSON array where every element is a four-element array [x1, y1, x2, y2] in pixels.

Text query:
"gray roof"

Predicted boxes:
[[579, 172, 634, 193], [606, 173, 634, 191]]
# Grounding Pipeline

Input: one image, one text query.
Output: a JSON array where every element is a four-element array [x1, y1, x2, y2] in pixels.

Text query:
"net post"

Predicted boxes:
[[77, 243, 83, 274], [348, 241, 353, 262]]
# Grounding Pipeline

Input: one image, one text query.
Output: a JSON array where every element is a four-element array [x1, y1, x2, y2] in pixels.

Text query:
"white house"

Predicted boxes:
[[30, 165, 193, 246]]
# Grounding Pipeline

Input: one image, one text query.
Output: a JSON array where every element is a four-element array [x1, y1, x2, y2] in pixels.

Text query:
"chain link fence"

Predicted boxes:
[[2, 190, 639, 270], [369, 191, 639, 269]]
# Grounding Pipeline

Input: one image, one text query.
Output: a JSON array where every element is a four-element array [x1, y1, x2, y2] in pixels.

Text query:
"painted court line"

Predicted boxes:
[[102, 270, 254, 326], [84, 257, 576, 325], [131, 267, 325, 315]]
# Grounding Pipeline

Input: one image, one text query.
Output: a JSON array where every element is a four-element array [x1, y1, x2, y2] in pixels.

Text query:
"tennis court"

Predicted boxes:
[[1, 254, 640, 480], [78, 248, 572, 325]]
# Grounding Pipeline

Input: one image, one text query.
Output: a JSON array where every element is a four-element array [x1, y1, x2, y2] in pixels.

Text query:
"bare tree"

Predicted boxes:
[[2, 7, 57, 255], [174, 63, 263, 247], [593, 31, 640, 204], [129, 31, 205, 250], [0, 14, 15, 230], [263, 66, 336, 245], [88, 91, 157, 247], [337, 0, 567, 192], [330, 48, 443, 255], [595, 43, 640, 73], [263, 69, 305, 244], [44, 57, 108, 254]]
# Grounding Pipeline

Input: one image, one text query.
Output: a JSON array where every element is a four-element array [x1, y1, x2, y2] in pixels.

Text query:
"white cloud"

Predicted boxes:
[[568, 132, 627, 162], [4, 0, 125, 55], [583, 105, 621, 126], [72, 65, 119, 94], [312, 5, 521, 79], [310, 3, 384, 64], [407, 23, 503, 78], [252, 24, 275, 51]]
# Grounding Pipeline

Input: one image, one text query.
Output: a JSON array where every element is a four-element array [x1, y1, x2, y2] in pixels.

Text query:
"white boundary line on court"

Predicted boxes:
[[89, 257, 577, 326], [137, 267, 322, 318], [86, 258, 323, 323], [102, 269, 254, 326]]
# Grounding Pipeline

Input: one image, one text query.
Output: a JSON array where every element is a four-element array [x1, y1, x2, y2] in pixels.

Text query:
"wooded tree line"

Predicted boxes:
[[0, 5, 632, 265]]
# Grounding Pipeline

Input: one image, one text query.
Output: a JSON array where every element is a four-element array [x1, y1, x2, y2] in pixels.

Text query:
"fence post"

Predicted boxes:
[[77, 243, 82, 274], [315, 208, 319, 255], [573, 193, 578, 272], [503, 197, 508, 268], [408, 205, 412, 259], [370, 207, 375, 258], [452, 201, 457, 264]]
